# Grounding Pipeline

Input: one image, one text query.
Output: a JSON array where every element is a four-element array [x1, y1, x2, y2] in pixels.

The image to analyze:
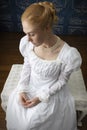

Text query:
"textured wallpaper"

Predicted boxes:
[[0, 0, 87, 35]]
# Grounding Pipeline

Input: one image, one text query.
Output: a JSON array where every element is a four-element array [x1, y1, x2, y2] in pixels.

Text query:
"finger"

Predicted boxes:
[[22, 94, 29, 101], [24, 102, 35, 108], [20, 96, 26, 103], [22, 100, 32, 107], [20, 94, 29, 103]]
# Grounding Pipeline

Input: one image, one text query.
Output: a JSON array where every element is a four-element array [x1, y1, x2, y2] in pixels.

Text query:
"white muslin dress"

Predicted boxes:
[[6, 35, 82, 130]]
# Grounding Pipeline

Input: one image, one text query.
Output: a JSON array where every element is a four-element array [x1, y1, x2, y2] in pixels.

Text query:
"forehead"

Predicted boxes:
[[22, 20, 41, 34]]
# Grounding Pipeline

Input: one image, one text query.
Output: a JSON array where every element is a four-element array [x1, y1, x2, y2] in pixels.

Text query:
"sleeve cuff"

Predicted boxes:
[[36, 88, 50, 102]]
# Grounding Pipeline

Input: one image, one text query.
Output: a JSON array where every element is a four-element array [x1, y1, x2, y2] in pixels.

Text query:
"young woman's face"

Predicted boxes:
[[22, 20, 47, 46]]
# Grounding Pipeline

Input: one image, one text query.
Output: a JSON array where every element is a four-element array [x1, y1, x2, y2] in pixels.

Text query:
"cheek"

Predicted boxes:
[[36, 35, 44, 43], [38, 37, 43, 43], [40, 32, 46, 42]]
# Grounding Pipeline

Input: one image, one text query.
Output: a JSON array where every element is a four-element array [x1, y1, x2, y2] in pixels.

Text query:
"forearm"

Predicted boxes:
[[17, 57, 31, 93], [36, 69, 73, 102], [49, 70, 71, 95]]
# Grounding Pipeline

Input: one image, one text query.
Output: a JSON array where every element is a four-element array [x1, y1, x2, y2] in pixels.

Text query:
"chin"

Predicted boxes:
[[31, 42, 36, 46], [33, 43, 41, 47]]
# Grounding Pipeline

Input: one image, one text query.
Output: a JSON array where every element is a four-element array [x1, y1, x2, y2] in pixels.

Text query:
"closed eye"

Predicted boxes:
[[26, 33, 35, 38], [29, 33, 35, 37]]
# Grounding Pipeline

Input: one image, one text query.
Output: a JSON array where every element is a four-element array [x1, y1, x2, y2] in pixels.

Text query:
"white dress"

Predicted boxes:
[[6, 35, 82, 130]]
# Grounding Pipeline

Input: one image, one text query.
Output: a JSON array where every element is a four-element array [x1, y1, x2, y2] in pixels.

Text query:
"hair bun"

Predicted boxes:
[[39, 1, 55, 11], [21, 1, 58, 28], [38, 1, 58, 23]]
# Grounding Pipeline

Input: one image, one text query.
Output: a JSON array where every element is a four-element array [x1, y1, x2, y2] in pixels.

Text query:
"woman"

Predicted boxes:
[[6, 1, 82, 130]]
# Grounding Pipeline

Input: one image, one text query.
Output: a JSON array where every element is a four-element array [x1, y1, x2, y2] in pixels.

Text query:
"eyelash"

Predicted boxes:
[[28, 33, 35, 37], [31, 34, 35, 36]]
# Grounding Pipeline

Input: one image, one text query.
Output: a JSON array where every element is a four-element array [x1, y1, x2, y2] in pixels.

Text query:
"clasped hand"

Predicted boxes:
[[19, 92, 41, 108]]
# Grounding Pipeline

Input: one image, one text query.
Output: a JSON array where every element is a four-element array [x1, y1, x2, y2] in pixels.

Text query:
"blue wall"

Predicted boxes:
[[0, 0, 87, 35]]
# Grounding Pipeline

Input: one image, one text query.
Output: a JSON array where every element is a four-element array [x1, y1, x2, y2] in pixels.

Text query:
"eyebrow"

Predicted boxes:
[[27, 32, 35, 34], [23, 29, 35, 34]]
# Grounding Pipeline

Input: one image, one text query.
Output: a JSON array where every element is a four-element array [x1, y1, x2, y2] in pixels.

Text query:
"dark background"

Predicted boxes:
[[0, 0, 87, 35]]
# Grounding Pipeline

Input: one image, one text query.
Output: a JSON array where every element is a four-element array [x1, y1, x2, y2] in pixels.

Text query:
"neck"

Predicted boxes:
[[42, 33, 58, 48], [40, 35, 60, 53]]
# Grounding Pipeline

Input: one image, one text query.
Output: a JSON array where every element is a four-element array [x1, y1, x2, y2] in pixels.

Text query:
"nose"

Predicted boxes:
[[27, 35, 32, 42]]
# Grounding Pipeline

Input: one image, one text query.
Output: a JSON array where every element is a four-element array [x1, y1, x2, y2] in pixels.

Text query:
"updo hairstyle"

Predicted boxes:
[[21, 1, 58, 29]]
